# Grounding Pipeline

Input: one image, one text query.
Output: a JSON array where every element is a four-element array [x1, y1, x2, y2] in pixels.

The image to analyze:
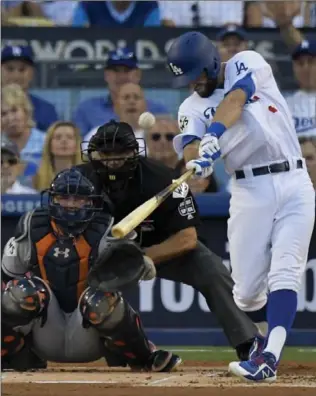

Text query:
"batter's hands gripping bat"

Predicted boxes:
[[111, 169, 194, 238]]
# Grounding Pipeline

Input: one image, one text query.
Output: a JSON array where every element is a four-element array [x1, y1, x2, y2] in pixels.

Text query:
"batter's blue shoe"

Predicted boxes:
[[228, 352, 277, 382], [249, 335, 265, 360]]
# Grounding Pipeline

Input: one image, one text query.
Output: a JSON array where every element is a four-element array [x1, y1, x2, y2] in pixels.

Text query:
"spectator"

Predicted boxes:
[[1, 1, 46, 22], [216, 25, 249, 62], [72, 0, 161, 27], [286, 40, 316, 138], [1, 45, 58, 131], [33, 121, 82, 191], [1, 135, 37, 194], [175, 159, 219, 194], [299, 137, 316, 189], [145, 118, 180, 169], [1, 1, 77, 26], [245, 1, 315, 28], [159, 1, 244, 27], [1, 84, 45, 170], [84, 82, 147, 153], [37, 1, 78, 25], [72, 47, 169, 136]]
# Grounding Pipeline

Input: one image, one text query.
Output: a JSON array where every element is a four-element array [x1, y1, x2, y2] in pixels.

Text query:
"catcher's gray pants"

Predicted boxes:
[[16, 290, 104, 363], [156, 241, 257, 348]]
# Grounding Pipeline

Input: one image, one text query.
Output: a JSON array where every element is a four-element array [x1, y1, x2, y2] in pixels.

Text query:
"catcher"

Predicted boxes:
[[1, 168, 181, 372]]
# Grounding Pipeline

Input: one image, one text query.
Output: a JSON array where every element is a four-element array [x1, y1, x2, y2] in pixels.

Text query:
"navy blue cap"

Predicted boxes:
[[1, 45, 34, 65], [106, 47, 138, 69], [216, 25, 248, 41], [292, 40, 316, 60]]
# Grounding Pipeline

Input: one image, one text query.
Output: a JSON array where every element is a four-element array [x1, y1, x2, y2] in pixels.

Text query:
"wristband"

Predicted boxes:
[[206, 122, 226, 138], [182, 135, 201, 149]]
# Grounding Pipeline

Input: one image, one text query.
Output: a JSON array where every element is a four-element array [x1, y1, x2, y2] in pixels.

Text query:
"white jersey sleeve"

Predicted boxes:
[[224, 51, 273, 99], [2, 237, 29, 278], [173, 90, 224, 155]]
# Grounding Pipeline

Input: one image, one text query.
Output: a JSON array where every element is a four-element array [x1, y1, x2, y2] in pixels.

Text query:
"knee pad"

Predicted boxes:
[[79, 287, 125, 330], [79, 288, 153, 366], [2, 277, 50, 327], [1, 323, 25, 358]]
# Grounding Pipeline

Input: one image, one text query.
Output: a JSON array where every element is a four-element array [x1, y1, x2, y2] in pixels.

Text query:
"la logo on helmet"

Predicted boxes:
[[169, 63, 183, 75]]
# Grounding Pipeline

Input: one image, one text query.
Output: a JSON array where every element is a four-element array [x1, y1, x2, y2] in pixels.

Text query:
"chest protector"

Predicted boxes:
[[29, 209, 113, 313]]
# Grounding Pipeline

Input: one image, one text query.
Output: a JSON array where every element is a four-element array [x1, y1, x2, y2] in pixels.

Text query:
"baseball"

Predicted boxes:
[[138, 112, 156, 129]]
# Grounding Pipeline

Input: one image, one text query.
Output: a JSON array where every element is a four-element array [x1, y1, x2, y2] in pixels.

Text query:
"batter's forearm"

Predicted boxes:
[[144, 227, 197, 264], [183, 141, 200, 163]]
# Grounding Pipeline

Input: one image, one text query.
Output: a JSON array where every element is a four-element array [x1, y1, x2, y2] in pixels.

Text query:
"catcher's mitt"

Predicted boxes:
[[88, 239, 147, 292]]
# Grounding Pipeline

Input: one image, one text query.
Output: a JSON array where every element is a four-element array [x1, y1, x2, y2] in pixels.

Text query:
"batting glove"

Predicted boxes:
[[199, 133, 221, 162], [186, 159, 214, 179]]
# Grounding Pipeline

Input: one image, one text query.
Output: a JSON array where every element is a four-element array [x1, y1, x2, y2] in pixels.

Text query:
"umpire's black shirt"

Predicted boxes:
[[75, 158, 200, 247]]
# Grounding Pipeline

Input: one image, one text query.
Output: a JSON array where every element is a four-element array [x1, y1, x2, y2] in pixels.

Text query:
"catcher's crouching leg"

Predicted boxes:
[[1, 277, 49, 371], [79, 287, 182, 372]]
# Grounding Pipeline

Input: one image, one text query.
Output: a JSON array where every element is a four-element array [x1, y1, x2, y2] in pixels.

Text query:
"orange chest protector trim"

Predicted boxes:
[[35, 222, 92, 301]]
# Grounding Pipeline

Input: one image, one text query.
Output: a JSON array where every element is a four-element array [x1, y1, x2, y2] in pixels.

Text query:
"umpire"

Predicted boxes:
[[77, 120, 257, 360]]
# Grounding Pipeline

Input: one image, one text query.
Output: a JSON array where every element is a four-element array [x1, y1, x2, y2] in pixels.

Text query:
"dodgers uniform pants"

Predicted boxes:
[[228, 161, 315, 312]]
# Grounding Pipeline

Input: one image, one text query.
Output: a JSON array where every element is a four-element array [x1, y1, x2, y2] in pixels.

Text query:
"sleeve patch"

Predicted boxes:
[[172, 182, 189, 199], [179, 116, 189, 132], [178, 197, 196, 219], [4, 238, 17, 257]]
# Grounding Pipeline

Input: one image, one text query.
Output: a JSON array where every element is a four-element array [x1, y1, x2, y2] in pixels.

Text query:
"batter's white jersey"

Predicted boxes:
[[173, 51, 302, 174], [286, 90, 316, 138]]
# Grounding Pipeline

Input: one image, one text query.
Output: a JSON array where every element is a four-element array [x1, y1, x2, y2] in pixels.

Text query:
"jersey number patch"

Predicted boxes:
[[235, 61, 248, 76]]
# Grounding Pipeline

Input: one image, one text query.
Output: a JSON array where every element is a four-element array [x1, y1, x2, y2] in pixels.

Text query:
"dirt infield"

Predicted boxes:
[[2, 361, 316, 396]]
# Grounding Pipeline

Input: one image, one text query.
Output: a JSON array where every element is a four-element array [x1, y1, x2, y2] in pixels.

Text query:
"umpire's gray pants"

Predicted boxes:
[[156, 241, 257, 348], [17, 290, 104, 363]]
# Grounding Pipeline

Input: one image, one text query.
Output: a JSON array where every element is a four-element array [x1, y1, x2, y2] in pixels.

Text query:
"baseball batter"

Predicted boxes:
[[1, 168, 180, 372], [167, 32, 315, 382]]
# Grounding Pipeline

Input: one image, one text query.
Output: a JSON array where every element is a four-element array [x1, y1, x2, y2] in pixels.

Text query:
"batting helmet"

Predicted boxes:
[[167, 31, 221, 88]]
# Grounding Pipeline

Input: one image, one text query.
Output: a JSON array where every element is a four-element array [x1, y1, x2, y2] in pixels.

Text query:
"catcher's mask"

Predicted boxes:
[[81, 120, 145, 184], [45, 169, 103, 237]]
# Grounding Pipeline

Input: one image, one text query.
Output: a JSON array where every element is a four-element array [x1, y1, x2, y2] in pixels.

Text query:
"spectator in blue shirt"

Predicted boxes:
[[1, 45, 58, 131], [72, 47, 169, 136], [72, 0, 161, 27], [1, 84, 45, 186]]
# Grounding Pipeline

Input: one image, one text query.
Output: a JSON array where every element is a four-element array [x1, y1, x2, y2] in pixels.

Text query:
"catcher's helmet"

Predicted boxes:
[[82, 120, 143, 182], [167, 31, 221, 88], [47, 168, 103, 237]]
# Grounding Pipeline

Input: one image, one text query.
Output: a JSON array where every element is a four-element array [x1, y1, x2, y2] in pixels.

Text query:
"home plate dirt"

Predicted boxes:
[[2, 362, 316, 396]]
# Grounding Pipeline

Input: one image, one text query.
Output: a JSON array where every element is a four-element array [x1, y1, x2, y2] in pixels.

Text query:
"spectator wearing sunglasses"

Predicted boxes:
[[73, 47, 169, 136], [145, 119, 180, 169], [1, 135, 37, 194]]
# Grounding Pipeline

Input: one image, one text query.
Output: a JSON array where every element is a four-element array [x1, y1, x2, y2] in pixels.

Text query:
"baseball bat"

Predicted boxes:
[[111, 169, 194, 238]]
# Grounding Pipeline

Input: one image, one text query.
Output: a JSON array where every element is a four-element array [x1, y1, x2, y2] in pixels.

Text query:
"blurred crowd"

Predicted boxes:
[[1, 1, 316, 197], [2, 1, 316, 27]]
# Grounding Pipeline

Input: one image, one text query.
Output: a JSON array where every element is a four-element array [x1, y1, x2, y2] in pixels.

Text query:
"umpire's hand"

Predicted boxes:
[[141, 256, 156, 281]]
